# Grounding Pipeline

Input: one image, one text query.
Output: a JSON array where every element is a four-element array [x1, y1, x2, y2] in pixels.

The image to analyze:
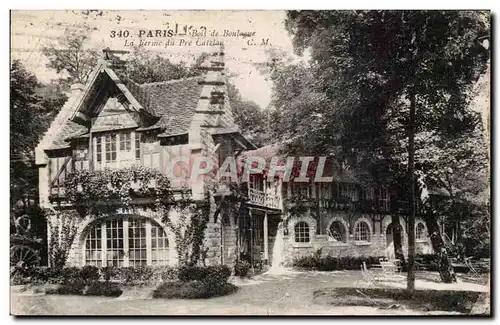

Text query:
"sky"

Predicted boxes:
[[11, 10, 306, 109]]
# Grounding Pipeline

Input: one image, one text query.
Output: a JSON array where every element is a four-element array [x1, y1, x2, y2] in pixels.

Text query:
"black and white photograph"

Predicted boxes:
[[9, 9, 491, 316]]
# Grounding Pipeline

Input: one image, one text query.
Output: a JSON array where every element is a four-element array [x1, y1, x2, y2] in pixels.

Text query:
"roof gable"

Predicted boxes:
[[91, 97, 139, 133]]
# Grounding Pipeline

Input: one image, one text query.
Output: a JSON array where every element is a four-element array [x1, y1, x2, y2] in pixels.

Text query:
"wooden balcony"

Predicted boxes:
[[247, 188, 282, 211]]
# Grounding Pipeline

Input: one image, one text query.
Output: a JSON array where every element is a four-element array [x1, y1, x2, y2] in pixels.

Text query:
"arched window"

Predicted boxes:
[[294, 221, 310, 243], [328, 221, 347, 242], [416, 222, 426, 240], [84, 217, 170, 267], [354, 221, 371, 242]]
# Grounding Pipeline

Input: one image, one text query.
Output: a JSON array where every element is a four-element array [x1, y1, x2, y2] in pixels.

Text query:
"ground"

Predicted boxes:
[[10, 270, 489, 316]]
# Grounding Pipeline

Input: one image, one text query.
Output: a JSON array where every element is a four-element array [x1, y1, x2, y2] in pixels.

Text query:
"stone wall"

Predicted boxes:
[[279, 211, 433, 267]]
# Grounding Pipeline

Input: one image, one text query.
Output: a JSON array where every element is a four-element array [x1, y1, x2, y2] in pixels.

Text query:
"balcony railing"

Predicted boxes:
[[248, 188, 281, 210]]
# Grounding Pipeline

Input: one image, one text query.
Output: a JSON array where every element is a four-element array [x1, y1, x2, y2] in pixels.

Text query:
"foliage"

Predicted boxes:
[[226, 82, 270, 146], [152, 281, 238, 299], [84, 282, 123, 296], [277, 10, 490, 285], [46, 210, 80, 269], [292, 253, 445, 272], [284, 196, 316, 217], [11, 265, 178, 286], [153, 264, 235, 299], [41, 23, 100, 86], [162, 197, 211, 267], [234, 260, 251, 278], [10, 60, 47, 203], [117, 47, 208, 84], [64, 165, 173, 208], [320, 287, 482, 314], [178, 265, 231, 284]]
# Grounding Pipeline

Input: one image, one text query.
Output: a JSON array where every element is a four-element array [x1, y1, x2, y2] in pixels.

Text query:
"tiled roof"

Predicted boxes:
[[49, 120, 88, 149], [47, 75, 204, 149], [137, 76, 204, 136]]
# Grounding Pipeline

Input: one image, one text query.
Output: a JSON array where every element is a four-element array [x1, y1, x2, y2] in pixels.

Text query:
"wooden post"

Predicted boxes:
[[220, 221, 224, 265], [249, 208, 254, 273], [88, 117, 94, 171], [263, 212, 269, 264]]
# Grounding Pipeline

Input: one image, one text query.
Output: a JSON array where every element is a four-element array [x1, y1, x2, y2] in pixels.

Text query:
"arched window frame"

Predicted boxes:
[[353, 217, 373, 245], [82, 216, 171, 267], [326, 217, 349, 244]]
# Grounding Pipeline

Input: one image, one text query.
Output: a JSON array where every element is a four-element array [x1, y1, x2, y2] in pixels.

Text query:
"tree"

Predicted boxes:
[[226, 82, 269, 147], [10, 60, 45, 203], [119, 47, 208, 84], [41, 23, 100, 87], [283, 10, 490, 287]]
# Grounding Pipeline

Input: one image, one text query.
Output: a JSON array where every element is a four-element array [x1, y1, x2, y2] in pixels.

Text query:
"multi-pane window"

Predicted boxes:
[[83, 218, 170, 267], [363, 187, 375, 201], [120, 132, 132, 152], [328, 221, 346, 242], [354, 221, 370, 242], [96, 137, 102, 163], [135, 133, 141, 160], [378, 187, 390, 211], [128, 219, 147, 267], [85, 224, 102, 266], [105, 219, 124, 267], [416, 222, 426, 240], [294, 221, 310, 243], [105, 134, 117, 162], [151, 224, 169, 265]]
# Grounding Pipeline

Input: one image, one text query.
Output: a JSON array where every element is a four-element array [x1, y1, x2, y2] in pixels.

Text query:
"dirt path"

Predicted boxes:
[[11, 270, 481, 315]]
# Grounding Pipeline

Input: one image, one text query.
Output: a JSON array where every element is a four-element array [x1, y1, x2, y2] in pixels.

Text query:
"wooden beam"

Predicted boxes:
[[263, 212, 269, 263]]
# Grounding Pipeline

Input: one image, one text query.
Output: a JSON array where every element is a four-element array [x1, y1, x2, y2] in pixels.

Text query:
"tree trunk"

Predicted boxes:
[[407, 86, 416, 291], [424, 215, 457, 283], [391, 214, 406, 269]]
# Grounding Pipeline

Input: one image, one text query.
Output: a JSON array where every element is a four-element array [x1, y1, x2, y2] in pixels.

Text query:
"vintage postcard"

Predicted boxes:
[[10, 9, 491, 316]]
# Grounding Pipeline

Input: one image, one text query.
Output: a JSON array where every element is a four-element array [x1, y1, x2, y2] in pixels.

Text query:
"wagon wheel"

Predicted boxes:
[[10, 245, 40, 270]]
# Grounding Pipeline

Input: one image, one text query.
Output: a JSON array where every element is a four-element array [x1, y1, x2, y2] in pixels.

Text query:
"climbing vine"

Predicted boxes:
[[162, 196, 211, 267], [46, 209, 80, 269], [64, 165, 173, 209]]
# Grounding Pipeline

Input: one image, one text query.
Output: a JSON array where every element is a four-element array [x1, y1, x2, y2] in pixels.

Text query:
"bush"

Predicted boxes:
[[234, 260, 250, 277], [13, 265, 179, 286], [80, 265, 101, 283], [293, 255, 390, 271], [178, 265, 231, 284], [84, 282, 122, 297], [152, 281, 238, 299], [293, 254, 445, 271]]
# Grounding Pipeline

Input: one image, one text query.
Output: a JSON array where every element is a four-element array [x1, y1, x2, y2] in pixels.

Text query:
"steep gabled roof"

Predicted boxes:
[[50, 120, 88, 150], [45, 75, 205, 149], [136, 77, 204, 136], [41, 50, 242, 150]]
